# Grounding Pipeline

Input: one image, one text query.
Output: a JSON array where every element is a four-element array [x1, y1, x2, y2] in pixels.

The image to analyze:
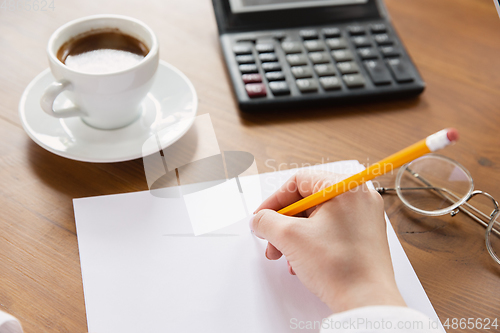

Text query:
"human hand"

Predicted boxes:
[[251, 170, 406, 312]]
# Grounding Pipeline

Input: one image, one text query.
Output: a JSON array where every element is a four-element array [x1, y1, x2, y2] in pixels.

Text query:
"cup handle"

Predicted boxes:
[[40, 80, 87, 118]]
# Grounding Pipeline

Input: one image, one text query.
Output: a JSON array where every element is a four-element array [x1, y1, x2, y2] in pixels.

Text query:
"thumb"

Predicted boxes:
[[250, 209, 298, 249]]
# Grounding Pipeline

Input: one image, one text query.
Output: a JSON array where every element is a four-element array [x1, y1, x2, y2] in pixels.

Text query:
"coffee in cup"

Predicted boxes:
[[40, 15, 159, 130], [57, 29, 149, 74]]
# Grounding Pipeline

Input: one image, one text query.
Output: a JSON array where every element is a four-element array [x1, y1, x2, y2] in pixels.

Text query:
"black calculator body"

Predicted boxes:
[[211, 0, 425, 112]]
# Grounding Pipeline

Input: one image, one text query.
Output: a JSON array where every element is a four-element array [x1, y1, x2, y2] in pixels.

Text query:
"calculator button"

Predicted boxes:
[[304, 40, 326, 52], [380, 46, 401, 58], [259, 53, 278, 62], [371, 23, 387, 33], [374, 34, 393, 46], [331, 50, 354, 62], [326, 38, 347, 50], [319, 76, 341, 90], [272, 32, 287, 41], [242, 73, 262, 84], [262, 62, 282, 72], [343, 74, 366, 88], [256, 43, 275, 53], [296, 78, 319, 92], [364, 60, 392, 85], [291, 66, 313, 79], [265, 71, 285, 81], [245, 83, 267, 98], [337, 61, 359, 74], [322, 27, 341, 38], [281, 41, 302, 54], [351, 36, 372, 47], [269, 81, 291, 95], [239, 64, 258, 74], [387, 58, 414, 83], [237, 35, 257, 43], [235, 54, 255, 64], [314, 64, 336, 76], [308, 52, 330, 64], [232, 44, 252, 55], [347, 26, 366, 35], [358, 48, 378, 60], [286, 54, 308, 66], [299, 29, 319, 40]]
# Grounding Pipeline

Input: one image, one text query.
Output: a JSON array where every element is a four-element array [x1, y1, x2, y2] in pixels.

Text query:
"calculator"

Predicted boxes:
[[212, 0, 425, 112]]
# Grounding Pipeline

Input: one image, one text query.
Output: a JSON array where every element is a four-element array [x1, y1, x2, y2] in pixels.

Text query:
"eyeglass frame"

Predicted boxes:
[[375, 154, 500, 265]]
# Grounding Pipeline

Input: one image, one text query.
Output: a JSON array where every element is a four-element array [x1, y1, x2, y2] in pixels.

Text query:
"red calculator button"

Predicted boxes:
[[245, 83, 267, 98], [242, 73, 262, 84]]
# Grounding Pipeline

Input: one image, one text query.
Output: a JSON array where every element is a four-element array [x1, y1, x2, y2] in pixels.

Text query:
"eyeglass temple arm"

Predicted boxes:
[[376, 185, 466, 210], [376, 167, 436, 194], [377, 186, 500, 237]]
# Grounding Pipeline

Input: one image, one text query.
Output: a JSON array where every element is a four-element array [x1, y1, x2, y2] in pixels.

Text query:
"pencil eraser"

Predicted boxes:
[[426, 129, 457, 152], [446, 128, 459, 142]]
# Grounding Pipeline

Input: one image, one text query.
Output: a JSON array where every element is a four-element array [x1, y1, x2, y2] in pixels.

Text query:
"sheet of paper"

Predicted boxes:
[[183, 178, 247, 235], [74, 160, 445, 333]]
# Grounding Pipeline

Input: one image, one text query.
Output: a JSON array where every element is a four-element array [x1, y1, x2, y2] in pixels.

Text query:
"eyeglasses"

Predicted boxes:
[[376, 154, 500, 265]]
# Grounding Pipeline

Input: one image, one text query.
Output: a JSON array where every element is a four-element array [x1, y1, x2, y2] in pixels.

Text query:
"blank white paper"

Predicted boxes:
[[73, 160, 445, 333], [183, 178, 246, 235]]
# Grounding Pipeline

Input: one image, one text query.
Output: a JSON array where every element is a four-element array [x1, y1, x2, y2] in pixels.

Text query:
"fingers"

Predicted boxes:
[[312, 184, 386, 229], [265, 243, 283, 260], [255, 171, 350, 213], [250, 209, 299, 250], [254, 173, 304, 212]]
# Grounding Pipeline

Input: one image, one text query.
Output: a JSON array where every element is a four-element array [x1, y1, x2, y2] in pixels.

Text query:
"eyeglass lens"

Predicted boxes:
[[396, 155, 473, 214], [487, 213, 500, 264]]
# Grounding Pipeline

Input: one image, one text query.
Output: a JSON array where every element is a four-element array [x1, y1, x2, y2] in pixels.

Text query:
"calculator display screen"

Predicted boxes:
[[229, 0, 368, 13]]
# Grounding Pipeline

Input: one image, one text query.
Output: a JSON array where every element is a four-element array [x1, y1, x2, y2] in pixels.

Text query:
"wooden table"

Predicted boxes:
[[1, 0, 499, 331]]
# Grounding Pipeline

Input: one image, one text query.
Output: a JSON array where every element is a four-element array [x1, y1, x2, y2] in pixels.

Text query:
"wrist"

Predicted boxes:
[[324, 276, 406, 313]]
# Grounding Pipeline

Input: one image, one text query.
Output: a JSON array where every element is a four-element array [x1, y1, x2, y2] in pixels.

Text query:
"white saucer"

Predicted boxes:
[[19, 60, 198, 163]]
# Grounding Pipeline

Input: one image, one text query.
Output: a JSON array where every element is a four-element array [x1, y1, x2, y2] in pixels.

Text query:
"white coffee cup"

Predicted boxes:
[[40, 15, 159, 130]]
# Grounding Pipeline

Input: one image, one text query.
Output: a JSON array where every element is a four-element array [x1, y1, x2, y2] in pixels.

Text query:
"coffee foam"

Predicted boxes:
[[65, 49, 144, 74]]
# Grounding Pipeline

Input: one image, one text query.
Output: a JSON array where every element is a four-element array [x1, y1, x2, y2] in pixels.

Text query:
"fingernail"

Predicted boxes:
[[265, 247, 270, 260], [287, 261, 296, 275]]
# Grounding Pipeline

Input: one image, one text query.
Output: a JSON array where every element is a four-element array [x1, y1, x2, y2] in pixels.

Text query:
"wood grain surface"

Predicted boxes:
[[1, 0, 499, 332]]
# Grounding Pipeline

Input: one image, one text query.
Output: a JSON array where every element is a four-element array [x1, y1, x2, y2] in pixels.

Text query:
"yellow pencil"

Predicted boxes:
[[278, 128, 460, 216]]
